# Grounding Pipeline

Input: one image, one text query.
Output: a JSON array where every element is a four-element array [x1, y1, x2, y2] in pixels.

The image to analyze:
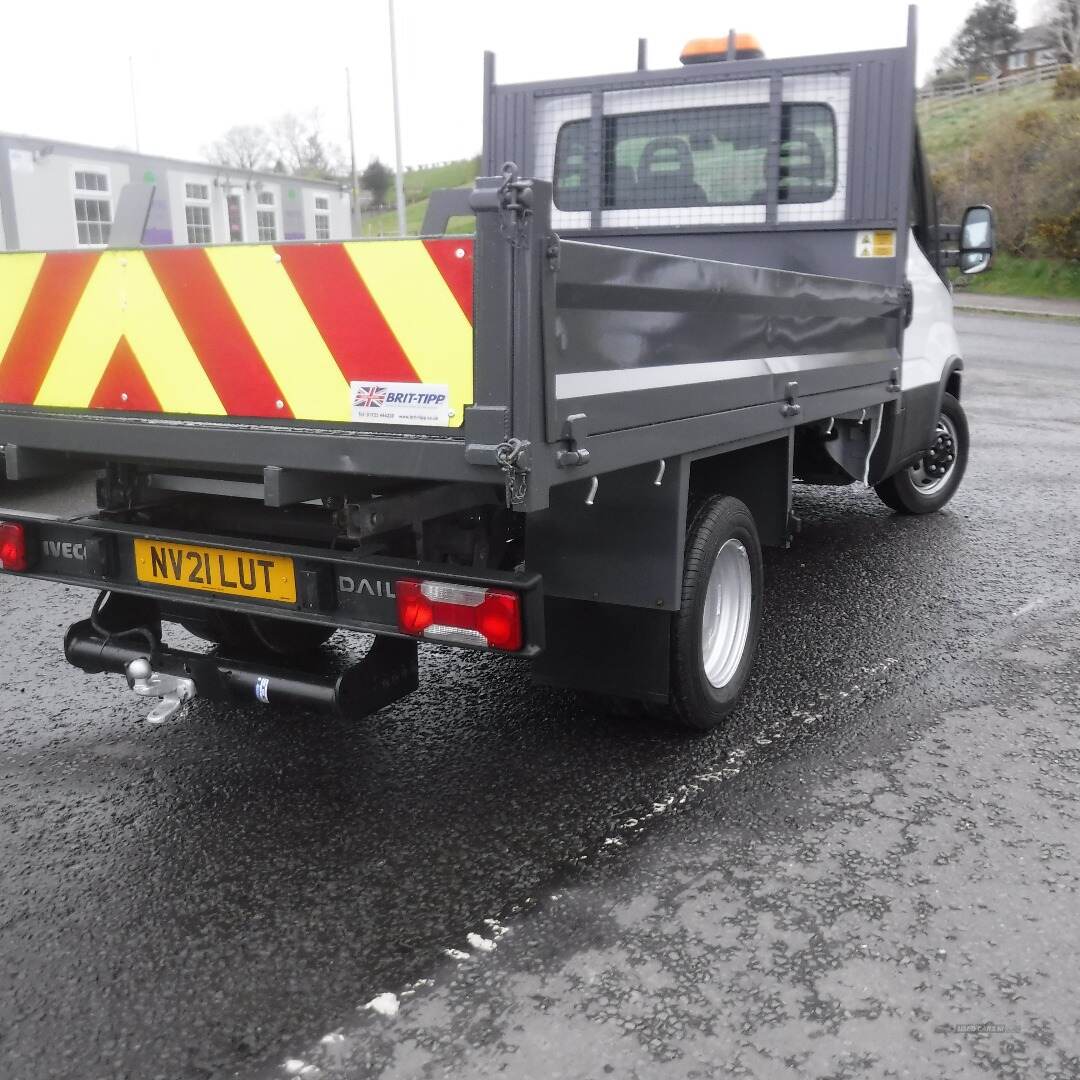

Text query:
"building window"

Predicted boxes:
[[185, 206, 212, 244], [256, 190, 277, 241], [75, 170, 109, 192], [73, 170, 111, 245], [184, 180, 213, 244], [314, 195, 331, 240]]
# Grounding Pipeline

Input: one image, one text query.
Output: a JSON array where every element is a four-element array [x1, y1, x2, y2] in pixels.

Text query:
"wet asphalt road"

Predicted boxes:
[[1, 311, 1078, 1080]]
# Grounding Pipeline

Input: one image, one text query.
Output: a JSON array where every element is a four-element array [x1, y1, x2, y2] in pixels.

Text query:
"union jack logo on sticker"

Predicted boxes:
[[352, 385, 388, 409], [350, 380, 451, 427]]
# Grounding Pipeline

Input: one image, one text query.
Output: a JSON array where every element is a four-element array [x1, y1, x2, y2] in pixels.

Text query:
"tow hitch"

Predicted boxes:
[[64, 619, 419, 723], [126, 658, 197, 724]]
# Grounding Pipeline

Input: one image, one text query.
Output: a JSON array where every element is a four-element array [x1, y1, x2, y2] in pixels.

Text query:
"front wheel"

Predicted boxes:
[[667, 496, 764, 731], [874, 392, 969, 514]]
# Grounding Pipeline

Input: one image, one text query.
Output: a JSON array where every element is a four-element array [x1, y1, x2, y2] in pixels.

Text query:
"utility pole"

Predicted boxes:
[[128, 56, 141, 152], [345, 67, 361, 237], [388, 0, 407, 236]]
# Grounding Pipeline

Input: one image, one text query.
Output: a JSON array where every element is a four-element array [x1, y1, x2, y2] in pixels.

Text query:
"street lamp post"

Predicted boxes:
[[346, 66, 361, 238], [388, 0, 407, 236]]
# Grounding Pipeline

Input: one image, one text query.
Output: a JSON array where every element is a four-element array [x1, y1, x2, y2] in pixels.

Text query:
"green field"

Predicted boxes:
[[953, 252, 1080, 300], [918, 79, 1060, 163], [361, 156, 479, 237]]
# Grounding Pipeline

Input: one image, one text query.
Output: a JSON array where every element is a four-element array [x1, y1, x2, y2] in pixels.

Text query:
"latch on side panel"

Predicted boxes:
[[556, 413, 591, 467], [468, 162, 534, 247], [781, 381, 801, 418]]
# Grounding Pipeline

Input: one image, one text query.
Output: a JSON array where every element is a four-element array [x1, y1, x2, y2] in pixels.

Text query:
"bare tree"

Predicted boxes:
[[269, 111, 343, 180], [205, 125, 271, 171], [1043, 0, 1080, 64], [269, 113, 308, 174]]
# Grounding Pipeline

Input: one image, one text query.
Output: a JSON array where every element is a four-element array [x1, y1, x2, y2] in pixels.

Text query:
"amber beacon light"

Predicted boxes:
[[680, 33, 765, 64]]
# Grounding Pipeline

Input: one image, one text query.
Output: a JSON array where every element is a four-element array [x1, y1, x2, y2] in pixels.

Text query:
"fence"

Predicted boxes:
[[917, 62, 1065, 114]]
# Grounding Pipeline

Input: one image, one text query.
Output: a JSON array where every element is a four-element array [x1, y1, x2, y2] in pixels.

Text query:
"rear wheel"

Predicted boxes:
[[875, 392, 968, 514], [667, 496, 764, 731]]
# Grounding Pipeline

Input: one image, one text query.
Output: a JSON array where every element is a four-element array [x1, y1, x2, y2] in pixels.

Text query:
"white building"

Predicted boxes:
[[0, 132, 353, 252]]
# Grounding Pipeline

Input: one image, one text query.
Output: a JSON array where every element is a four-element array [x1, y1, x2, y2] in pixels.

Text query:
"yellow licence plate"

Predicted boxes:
[[133, 539, 296, 604]]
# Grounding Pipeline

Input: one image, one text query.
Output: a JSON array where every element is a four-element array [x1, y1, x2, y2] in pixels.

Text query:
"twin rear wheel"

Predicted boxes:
[[874, 392, 969, 514], [666, 496, 764, 731], [661, 394, 970, 730]]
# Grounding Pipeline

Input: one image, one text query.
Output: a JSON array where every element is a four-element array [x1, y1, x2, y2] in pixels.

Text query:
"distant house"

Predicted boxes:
[[0, 132, 353, 253], [997, 25, 1062, 75]]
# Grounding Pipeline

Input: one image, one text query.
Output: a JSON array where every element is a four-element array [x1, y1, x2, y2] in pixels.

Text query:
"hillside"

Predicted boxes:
[[362, 155, 479, 237], [919, 72, 1080, 301], [918, 77, 1061, 168]]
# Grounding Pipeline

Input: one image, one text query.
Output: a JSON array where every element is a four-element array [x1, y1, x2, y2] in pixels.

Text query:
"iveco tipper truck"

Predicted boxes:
[[0, 7, 994, 730]]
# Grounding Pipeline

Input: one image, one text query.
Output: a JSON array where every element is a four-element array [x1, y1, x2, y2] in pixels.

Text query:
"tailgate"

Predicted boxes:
[[0, 237, 474, 430]]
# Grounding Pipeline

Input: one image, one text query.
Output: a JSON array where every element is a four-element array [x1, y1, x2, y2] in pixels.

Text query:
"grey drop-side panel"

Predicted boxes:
[[546, 238, 903, 439]]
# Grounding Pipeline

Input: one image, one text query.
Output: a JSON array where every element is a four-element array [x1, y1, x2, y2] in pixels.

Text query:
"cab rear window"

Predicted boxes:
[[553, 103, 836, 212]]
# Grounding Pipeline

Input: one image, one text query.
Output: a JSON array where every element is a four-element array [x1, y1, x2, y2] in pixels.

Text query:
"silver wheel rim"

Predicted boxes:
[[909, 412, 959, 496], [701, 538, 753, 690]]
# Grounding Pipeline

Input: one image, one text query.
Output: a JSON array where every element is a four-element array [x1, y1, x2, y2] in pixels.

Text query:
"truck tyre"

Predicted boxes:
[[875, 392, 968, 514], [668, 495, 763, 731], [179, 610, 334, 656]]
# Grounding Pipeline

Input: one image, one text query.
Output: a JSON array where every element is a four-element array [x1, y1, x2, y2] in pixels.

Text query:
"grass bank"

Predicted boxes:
[[918, 80, 1060, 163], [956, 253, 1080, 300]]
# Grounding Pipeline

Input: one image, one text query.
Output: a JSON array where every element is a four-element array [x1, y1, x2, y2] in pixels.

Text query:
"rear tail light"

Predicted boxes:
[[396, 579, 523, 652], [0, 521, 30, 572]]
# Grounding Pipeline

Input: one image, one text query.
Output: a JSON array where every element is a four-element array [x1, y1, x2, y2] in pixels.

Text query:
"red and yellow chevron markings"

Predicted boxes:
[[0, 238, 474, 427]]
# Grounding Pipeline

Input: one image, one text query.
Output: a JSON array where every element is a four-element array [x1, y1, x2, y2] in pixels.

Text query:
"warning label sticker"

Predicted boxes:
[[855, 230, 897, 258], [350, 381, 451, 427]]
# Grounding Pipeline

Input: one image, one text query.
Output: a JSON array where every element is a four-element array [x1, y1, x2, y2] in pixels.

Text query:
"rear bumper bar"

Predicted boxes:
[[0, 509, 544, 656], [64, 619, 420, 719]]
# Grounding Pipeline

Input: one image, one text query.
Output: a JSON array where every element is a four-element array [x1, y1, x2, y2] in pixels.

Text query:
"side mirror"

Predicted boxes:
[[959, 204, 994, 275]]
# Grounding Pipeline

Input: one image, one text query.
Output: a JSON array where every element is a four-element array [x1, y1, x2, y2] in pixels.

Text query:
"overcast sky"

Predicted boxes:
[[1, 0, 1041, 171]]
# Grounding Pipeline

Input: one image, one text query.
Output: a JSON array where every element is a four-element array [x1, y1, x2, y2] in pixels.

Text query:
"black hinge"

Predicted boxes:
[[546, 234, 561, 272]]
